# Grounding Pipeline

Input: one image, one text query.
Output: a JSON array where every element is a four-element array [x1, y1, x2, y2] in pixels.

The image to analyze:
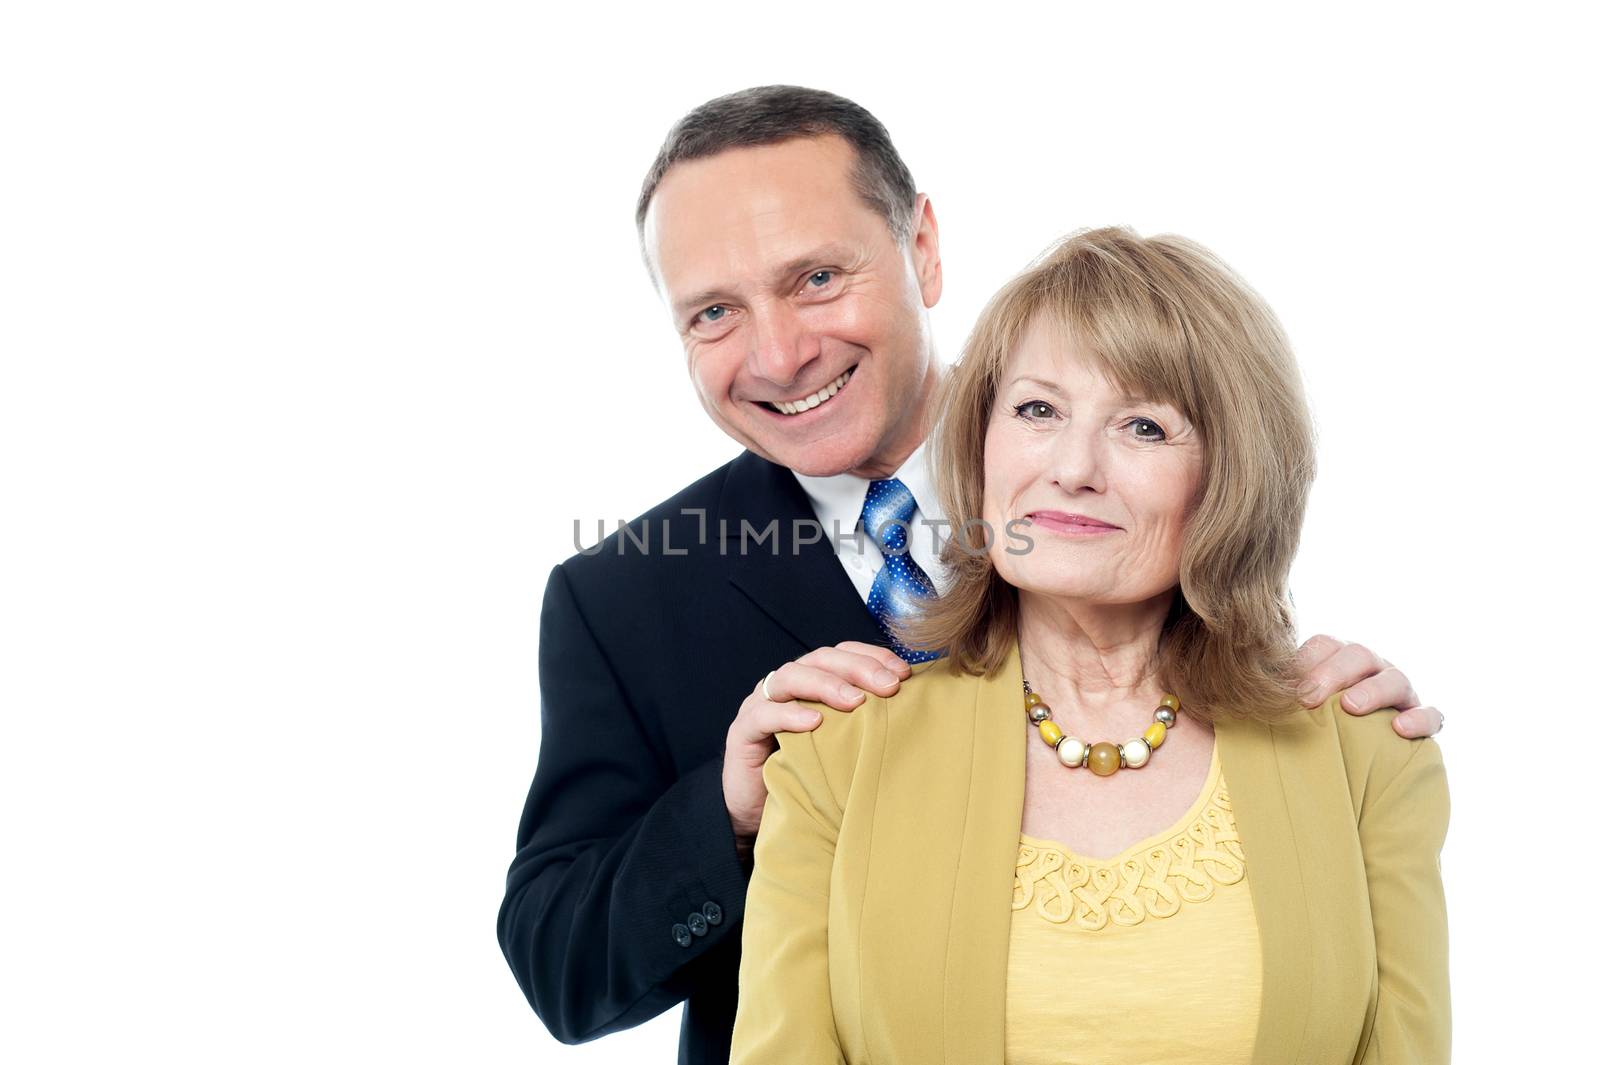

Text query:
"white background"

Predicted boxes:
[[3, 2, 1593, 1061]]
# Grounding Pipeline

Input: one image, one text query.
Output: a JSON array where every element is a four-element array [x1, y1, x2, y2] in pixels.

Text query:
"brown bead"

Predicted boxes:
[[1088, 742, 1121, 777]]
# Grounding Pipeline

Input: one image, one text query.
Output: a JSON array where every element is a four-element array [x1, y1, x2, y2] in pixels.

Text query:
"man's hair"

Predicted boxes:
[[635, 85, 919, 245]]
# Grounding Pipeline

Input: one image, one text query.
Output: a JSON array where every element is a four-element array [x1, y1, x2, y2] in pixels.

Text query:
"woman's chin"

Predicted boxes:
[[1011, 580, 1110, 604]]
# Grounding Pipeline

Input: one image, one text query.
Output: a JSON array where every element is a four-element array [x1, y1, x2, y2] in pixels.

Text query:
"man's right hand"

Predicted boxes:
[[723, 641, 910, 857]]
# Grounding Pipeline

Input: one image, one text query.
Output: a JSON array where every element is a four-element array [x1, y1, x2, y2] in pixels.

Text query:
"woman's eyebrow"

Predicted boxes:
[[1007, 375, 1066, 396]]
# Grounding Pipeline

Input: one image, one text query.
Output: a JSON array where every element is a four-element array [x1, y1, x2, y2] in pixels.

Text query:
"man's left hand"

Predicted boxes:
[[1294, 634, 1444, 739]]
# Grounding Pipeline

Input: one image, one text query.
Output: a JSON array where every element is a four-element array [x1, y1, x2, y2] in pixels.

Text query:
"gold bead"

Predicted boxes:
[[1144, 721, 1167, 749], [1024, 691, 1043, 709], [1088, 742, 1121, 776], [1038, 720, 1063, 748], [1159, 693, 1181, 712]]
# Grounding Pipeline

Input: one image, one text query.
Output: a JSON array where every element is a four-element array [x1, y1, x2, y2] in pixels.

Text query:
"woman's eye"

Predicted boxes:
[[1014, 400, 1057, 420], [1128, 417, 1167, 441]]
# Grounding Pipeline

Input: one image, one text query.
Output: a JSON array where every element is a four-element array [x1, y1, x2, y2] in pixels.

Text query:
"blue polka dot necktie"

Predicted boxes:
[[860, 478, 944, 663]]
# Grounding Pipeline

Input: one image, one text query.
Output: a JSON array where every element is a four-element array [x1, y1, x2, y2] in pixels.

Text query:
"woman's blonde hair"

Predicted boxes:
[[901, 226, 1316, 723]]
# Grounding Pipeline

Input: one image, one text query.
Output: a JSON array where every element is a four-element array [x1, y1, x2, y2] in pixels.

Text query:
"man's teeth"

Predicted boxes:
[[772, 369, 852, 416]]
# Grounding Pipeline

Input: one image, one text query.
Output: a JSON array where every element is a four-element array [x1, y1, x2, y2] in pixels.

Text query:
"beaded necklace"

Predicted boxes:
[[1023, 678, 1182, 777]]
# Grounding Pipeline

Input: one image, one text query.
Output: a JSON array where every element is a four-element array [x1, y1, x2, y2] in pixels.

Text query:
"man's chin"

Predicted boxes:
[[742, 431, 875, 479]]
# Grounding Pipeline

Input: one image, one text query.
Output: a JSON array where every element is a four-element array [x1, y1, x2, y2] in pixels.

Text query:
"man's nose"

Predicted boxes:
[[746, 301, 820, 389]]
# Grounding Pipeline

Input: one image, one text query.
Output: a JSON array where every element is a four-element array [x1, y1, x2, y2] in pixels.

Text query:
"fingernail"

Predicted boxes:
[[874, 670, 897, 687], [840, 685, 863, 702], [1297, 680, 1318, 701], [1344, 692, 1367, 711]]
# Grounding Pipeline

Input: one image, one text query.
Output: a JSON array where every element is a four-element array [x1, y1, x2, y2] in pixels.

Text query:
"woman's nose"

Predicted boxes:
[[1049, 425, 1108, 494]]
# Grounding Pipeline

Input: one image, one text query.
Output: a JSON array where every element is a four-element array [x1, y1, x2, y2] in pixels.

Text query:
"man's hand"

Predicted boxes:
[[1294, 633, 1444, 739], [723, 641, 910, 857]]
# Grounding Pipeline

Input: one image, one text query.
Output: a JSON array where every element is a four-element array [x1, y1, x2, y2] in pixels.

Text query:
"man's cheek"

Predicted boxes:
[[805, 296, 872, 344]]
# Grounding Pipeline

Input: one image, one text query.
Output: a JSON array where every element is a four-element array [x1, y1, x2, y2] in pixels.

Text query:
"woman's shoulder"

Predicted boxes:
[[1319, 688, 1447, 816], [777, 654, 984, 787]]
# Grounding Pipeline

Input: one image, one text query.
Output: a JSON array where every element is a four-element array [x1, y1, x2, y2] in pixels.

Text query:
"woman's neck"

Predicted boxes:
[[1015, 589, 1176, 732]]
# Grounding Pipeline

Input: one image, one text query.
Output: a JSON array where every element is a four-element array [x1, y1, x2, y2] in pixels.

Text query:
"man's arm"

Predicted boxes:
[[496, 563, 750, 1042], [1296, 634, 1446, 738], [497, 565, 906, 1043]]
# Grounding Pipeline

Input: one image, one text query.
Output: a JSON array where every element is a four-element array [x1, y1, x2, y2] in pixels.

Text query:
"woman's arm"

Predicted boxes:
[[728, 714, 849, 1064], [1356, 734, 1452, 1063]]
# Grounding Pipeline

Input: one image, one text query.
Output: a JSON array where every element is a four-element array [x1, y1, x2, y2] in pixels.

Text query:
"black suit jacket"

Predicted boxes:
[[498, 450, 888, 1064]]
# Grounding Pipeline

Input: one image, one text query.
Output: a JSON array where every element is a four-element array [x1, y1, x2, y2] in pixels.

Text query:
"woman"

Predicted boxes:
[[729, 227, 1449, 1063]]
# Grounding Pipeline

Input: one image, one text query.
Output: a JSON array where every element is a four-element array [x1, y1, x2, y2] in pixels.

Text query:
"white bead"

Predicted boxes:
[[1122, 738, 1151, 768], [1057, 736, 1088, 767]]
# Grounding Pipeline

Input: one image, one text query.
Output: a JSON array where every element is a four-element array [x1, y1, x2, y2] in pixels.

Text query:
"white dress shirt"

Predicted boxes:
[[790, 440, 953, 605]]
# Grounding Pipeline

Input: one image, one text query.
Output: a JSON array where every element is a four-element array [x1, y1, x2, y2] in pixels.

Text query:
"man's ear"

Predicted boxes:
[[908, 193, 943, 309]]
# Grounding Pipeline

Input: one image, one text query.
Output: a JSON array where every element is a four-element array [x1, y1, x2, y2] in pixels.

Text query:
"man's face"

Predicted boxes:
[[643, 134, 942, 479]]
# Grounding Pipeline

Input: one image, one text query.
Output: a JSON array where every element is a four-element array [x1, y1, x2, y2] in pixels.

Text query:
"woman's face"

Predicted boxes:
[[982, 318, 1205, 606]]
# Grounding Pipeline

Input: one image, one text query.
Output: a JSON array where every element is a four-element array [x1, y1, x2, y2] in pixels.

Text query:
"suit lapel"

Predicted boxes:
[[851, 640, 1025, 1064], [1215, 711, 1317, 1063], [1223, 702, 1376, 1063], [719, 451, 885, 652], [941, 639, 1027, 1064]]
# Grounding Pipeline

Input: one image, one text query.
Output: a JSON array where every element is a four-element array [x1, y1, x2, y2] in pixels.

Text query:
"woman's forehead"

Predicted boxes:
[[1000, 318, 1175, 408]]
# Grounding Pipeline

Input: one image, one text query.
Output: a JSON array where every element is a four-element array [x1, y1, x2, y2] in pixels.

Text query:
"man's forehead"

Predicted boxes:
[[644, 136, 890, 301]]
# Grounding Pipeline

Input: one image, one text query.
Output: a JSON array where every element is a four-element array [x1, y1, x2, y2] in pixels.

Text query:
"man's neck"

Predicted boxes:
[[843, 366, 942, 480]]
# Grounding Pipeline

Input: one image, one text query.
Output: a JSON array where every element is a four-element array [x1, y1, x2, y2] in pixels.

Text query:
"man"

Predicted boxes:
[[497, 85, 1443, 1065]]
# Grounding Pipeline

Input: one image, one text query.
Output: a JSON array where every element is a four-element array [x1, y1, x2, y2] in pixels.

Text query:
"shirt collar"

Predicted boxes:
[[791, 439, 945, 533]]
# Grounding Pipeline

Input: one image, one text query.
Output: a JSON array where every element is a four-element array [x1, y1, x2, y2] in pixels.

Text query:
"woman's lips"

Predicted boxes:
[[1025, 511, 1122, 536]]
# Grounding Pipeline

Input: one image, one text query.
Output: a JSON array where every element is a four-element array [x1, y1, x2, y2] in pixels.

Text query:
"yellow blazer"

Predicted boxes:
[[730, 637, 1450, 1064]]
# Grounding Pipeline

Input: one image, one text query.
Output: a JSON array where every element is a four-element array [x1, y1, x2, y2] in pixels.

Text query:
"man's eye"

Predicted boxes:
[[1014, 400, 1057, 420], [807, 270, 835, 288], [1128, 417, 1167, 441], [699, 305, 727, 324]]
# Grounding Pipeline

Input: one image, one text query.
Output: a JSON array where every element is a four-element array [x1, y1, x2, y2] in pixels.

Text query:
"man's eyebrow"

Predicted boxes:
[[672, 286, 730, 321], [671, 243, 861, 321], [771, 243, 859, 282]]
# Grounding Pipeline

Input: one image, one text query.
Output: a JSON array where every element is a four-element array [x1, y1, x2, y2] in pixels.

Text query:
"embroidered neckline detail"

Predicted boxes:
[[1013, 749, 1246, 930]]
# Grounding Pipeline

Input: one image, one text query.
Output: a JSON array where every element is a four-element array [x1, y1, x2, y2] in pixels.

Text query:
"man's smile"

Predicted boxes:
[[757, 366, 855, 417]]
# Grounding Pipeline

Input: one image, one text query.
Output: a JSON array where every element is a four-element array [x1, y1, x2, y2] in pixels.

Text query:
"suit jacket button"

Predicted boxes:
[[687, 912, 709, 937], [671, 923, 692, 948], [702, 901, 723, 926]]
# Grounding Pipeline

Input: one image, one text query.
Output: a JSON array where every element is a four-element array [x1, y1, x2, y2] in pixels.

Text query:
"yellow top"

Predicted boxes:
[[1006, 743, 1262, 1064], [728, 637, 1451, 1064]]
